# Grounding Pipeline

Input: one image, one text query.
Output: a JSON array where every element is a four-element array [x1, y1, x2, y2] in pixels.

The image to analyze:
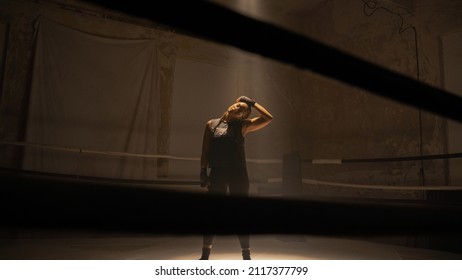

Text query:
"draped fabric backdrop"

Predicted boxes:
[[23, 17, 160, 180]]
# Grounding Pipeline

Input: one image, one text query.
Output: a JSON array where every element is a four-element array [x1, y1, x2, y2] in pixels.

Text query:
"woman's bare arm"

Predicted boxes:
[[242, 102, 273, 136], [200, 120, 212, 188]]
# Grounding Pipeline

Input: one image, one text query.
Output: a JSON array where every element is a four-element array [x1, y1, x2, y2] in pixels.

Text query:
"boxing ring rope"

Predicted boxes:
[[299, 153, 462, 190], [0, 140, 280, 185], [265, 177, 462, 191], [304, 153, 462, 164], [3, 141, 462, 243], [3, 165, 462, 237], [0, 140, 200, 162], [2, 140, 462, 191], [0, 140, 282, 164], [85, 0, 462, 124]]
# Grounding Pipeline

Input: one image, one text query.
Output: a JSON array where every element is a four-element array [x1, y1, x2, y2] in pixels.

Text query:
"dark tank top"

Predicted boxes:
[[208, 118, 246, 168]]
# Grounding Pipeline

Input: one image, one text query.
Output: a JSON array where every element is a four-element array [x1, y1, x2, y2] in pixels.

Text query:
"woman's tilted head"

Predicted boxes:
[[226, 102, 251, 120]]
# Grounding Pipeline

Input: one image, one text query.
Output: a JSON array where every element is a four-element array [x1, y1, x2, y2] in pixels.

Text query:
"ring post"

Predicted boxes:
[[283, 151, 302, 198]]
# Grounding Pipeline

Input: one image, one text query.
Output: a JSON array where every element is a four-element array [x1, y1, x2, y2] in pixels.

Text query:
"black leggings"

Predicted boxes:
[[203, 167, 250, 249]]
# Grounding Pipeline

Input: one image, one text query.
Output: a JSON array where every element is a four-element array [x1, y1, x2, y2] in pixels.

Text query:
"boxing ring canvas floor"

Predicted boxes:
[[1, 234, 462, 260]]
